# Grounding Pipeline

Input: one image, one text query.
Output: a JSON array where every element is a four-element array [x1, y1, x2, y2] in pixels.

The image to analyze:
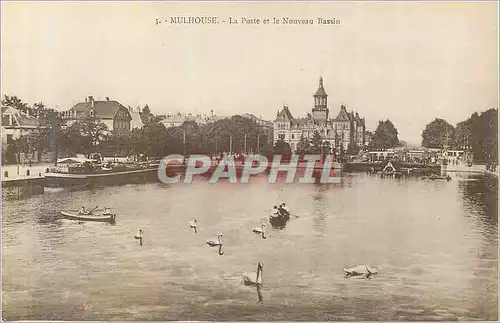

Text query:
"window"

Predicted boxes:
[[90, 110, 95, 117], [291, 134, 295, 139], [278, 134, 285, 140]]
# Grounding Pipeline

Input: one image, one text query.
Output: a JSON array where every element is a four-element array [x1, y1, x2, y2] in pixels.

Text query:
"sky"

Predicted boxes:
[[1, 1, 498, 145]]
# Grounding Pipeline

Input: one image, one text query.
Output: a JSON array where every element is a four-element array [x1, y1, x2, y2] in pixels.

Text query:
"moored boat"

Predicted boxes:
[[422, 174, 451, 181], [60, 210, 116, 223]]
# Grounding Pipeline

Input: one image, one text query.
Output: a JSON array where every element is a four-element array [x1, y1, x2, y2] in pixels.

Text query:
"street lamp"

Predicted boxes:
[[244, 133, 247, 154]]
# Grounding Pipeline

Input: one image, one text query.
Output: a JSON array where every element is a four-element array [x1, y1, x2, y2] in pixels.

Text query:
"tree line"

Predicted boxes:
[[421, 109, 498, 163]]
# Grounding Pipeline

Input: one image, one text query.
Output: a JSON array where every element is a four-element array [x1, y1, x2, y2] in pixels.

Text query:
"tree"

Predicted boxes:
[[140, 105, 155, 124], [308, 131, 323, 154], [271, 139, 291, 155], [1, 95, 29, 112], [28, 106, 68, 164], [65, 118, 109, 156], [455, 109, 497, 164], [368, 120, 399, 150], [295, 135, 310, 155], [421, 118, 455, 148]]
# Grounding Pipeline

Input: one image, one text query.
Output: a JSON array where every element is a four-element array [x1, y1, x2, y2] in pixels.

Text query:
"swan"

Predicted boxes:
[[207, 234, 224, 255], [344, 265, 378, 279], [206, 234, 223, 247], [134, 229, 143, 240], [252, 223, 267, 239], [189, 219, 197, 233], [243, 262, 264, 286]]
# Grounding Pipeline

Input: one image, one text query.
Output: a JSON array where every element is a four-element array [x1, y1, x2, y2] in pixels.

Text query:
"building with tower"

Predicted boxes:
[[273, 77, 366, 154]]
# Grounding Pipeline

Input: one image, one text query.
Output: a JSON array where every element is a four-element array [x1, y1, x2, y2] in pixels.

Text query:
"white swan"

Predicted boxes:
[[344, 265, 378, 279], [206, 233, 223, 246], [134, 229, 143, 240], [252, 223, 266, 239], [243, 262, 264, 286], [206, 234, 224, 255], [189, 219, 197, 233]]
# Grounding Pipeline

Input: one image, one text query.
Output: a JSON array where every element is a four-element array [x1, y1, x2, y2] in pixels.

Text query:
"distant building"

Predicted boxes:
[[1, 106, 39, 146], [274, 77, 366, 153], [128, 107, 144, 130], [161, 112, 212, 128], [63, 96, 132, 133], [1, 106, 48, 163]]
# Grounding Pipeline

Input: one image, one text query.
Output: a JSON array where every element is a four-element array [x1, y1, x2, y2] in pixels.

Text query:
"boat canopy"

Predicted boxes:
[[383, 161, 397, 172], [57, 157, 93, 164]]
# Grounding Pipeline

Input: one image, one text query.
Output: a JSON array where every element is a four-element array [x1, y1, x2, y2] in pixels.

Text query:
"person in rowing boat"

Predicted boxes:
[[281, 203, 290, 215], [78, 206, 96, 215], [277, 204, 289, 217], [270, 206, 279, 218]]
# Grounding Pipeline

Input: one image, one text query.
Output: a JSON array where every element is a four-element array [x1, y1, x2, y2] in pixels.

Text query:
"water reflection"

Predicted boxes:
[[256, 285, 263, 303]]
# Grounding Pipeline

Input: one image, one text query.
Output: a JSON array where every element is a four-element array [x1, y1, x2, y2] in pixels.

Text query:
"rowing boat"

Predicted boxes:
[[60, 211, 116, 223]]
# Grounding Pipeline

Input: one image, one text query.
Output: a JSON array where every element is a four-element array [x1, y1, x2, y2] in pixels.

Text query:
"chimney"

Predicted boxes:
[[85, 97, 88, 104], [88, 96, 95, 108], [106, 97, 110, 101]]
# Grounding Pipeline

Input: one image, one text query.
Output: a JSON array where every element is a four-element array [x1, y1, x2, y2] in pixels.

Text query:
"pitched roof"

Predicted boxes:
[[333, 105, 352, 122], [69, 99, 131, 120], [275, 106, 294, 122], [291, 117, 314, 127], [1, 106, 39, 128], [314, 77, 328, 96], [129, 109, 144, 129]]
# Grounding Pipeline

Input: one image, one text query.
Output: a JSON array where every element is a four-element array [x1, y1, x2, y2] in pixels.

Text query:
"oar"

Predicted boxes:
[[88, 205, 98, 214]]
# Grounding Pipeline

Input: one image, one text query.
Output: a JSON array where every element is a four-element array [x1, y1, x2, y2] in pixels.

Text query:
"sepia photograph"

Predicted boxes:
[[1, 1, 498, 321]]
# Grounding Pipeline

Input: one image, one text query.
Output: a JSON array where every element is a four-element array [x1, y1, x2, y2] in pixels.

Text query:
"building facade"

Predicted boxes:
[[273, 77, 366, 153], [63, 96, 132, 133], [1, 106, 39, 146]]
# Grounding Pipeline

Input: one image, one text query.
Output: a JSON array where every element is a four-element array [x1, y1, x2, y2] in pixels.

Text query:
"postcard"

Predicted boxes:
[[1, 1, 498, 321]]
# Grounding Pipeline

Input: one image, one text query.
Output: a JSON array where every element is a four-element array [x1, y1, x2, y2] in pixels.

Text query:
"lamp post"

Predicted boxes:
[[257, 134, 261, 154], [244, 133, 247, 154], [229, 135, 233, 154], [183, 131, 186, 153]]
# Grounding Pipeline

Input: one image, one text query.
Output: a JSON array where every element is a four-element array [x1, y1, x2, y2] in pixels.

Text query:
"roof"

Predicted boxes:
[[69, 99, 131, 120], [333, 105, 352, 122], [1, 106, 39, 128], [291, 117, 314, 127], [314, 77, 328, 96], [57, 157, 93, 164], [129, 109, 144, 129], [275, 106, 294, 122]]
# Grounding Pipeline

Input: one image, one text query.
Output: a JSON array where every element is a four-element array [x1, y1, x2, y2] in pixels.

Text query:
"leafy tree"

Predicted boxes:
[[368, 120, 399, 150], [31, 108, 69, 164], [421, 118, 455, 148], [295, 135, 310, 155], [271, 139, 291, 155], [64, 118, 109, 156], [308, 130, 323, 154], [455, 109, 497, 164], [1, 95, 29, 112]]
